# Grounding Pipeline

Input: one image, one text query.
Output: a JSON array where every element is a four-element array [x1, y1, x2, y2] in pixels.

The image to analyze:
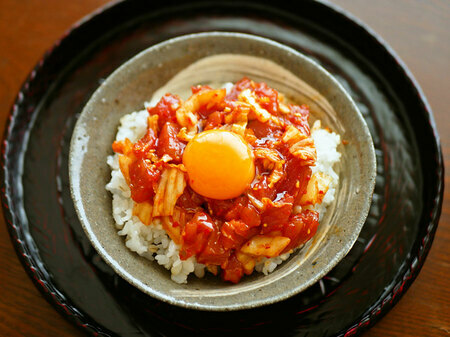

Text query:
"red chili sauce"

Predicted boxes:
[[113, 78, 320, 283]]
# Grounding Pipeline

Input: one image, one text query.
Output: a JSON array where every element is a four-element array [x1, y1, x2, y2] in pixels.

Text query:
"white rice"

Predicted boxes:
[[311, 122, 342, 218], [106, 109, 341, 283]]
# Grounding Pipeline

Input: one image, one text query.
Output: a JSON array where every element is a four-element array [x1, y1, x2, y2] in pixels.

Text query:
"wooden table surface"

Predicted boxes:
[[0, 1, 448, 336]]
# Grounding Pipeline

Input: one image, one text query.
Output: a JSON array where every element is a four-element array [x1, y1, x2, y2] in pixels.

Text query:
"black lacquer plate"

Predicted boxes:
[[2, 1, 443, 336]]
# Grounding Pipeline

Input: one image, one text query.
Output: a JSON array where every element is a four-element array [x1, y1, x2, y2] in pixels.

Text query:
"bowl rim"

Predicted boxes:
[[69, 31, 376, 311]]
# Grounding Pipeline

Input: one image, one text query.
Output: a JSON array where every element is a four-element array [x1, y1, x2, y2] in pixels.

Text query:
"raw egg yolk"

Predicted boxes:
[[183, 130, 255, 200]]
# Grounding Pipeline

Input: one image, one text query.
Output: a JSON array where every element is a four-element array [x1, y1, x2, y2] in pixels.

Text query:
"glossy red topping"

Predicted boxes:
[[112, 78, 323, 283]]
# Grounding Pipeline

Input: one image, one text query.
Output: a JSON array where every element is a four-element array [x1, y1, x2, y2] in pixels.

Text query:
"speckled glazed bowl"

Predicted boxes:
[[69, 32, 376, 311]]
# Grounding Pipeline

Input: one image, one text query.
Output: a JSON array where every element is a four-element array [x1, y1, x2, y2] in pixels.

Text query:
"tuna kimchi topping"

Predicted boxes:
[[112, 78, 333, 283]]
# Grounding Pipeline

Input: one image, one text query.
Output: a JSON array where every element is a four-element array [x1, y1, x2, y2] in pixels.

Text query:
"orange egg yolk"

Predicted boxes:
[[182, 130, 255, 200]]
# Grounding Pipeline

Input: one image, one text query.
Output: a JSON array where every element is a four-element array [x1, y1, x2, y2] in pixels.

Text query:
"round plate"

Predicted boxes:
[[70, 32, 376, 310], [1, 0, 443, 336]]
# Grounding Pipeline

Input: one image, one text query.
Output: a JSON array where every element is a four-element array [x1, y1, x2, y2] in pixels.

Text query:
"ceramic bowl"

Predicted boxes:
[[69, 32, 376, 311]]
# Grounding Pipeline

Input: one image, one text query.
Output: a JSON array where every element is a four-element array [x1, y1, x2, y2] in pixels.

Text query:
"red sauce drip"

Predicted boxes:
[[180, 212, 215, 260], [147, 93, 181, 129], [283, 210, 319, 252], [128, 158, 160, 203], [156, 122, 185, 163], [133, 127, 157, 158]]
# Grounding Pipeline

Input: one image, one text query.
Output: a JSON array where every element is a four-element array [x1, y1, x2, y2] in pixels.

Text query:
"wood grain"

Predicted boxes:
[[333, 1, 450, 336], [0, 0, 448, 336]]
